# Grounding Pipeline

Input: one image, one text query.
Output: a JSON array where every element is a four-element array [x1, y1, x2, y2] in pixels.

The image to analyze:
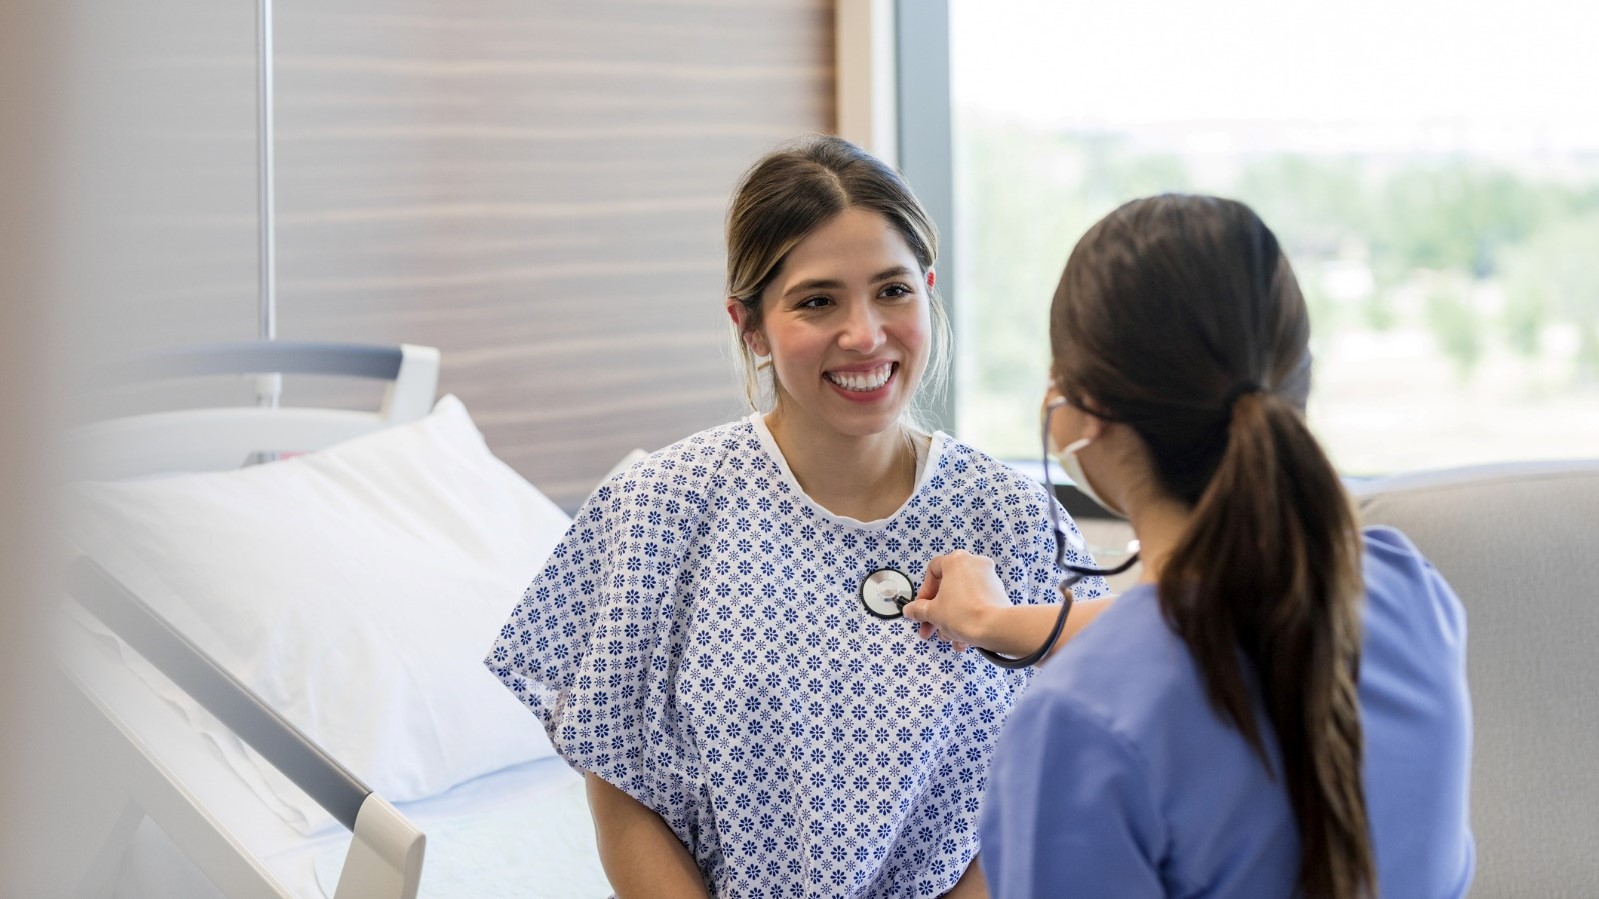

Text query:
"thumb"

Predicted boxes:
[[902, 596, 929, 622], [916, 556, 944, 603]]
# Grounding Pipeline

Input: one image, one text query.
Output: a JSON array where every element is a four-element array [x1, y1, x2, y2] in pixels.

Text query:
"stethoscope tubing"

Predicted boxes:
[[969, 397, 1141, 668], [865, 397, 1138, 667], [975, 554, 1140, 669]]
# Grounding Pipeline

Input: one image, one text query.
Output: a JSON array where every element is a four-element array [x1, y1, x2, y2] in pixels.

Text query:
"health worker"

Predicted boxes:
[[904, 194, 1474, 899]]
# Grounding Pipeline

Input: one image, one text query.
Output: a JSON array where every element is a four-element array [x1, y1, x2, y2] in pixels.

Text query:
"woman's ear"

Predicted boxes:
[[726, 299, 769, 357], [1079, 410, 1108, 442], [1068, 390, 1106, 438], [926, 269, 936, 291], [1043, 375, 1063, 406], [1053, 385, 1110, 442]]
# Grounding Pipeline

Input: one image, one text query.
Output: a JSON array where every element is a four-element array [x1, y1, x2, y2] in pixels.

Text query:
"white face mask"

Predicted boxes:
[[1051, 434, 1127, 520]]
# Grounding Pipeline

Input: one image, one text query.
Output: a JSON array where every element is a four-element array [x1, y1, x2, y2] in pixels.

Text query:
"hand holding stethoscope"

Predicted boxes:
[[901, 550, 1009, 653], [902, 386, 1139, 667], [902, 542, 1135, 667]]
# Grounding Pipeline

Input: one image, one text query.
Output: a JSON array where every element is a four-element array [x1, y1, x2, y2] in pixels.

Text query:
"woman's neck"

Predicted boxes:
[[764, 407, 918, 521], [1128, 494, 1196, 585]]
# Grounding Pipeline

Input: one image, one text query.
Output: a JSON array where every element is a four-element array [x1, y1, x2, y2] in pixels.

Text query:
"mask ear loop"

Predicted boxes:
[[978, 398, 1140, 669]]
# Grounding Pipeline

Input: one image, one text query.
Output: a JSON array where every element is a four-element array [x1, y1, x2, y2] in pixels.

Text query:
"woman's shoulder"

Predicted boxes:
[[600, 418, 755, 489], [1043, 587, 1188, 695], [649, 417, 755, 466], [1031, 588, 1285, 803], [1360, 527, 1462, 608], [1011, 597, 1194, 793], [1360, 524, 1442, 574], [930, 434, 1051, 500], [1359, 525, 1468, 649], [578, 418, 755, 524]]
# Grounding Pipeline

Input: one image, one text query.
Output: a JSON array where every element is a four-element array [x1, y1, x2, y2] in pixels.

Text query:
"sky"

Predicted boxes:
[[950, 0, 1599, 156]]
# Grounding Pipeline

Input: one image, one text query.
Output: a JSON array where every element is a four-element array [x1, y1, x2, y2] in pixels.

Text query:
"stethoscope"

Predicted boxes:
[[857, 539, 1138, 669], [858, 398, 1140, 668]]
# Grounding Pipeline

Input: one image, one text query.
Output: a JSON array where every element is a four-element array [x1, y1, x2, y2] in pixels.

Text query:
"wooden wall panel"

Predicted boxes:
[[60, 0, 834, 509], [56, 0, 262, 422], [272, 1, 837, 507]]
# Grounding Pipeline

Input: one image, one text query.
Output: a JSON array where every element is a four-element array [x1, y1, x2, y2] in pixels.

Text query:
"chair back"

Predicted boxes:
[[1353, 460, 1599, 897]]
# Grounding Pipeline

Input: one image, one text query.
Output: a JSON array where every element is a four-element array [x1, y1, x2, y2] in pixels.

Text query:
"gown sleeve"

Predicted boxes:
[[1004, 471, 1110, 604], [485, 462, 702, 831], [1051, 491, 1112, 601], [980, 691, 1167, 898]]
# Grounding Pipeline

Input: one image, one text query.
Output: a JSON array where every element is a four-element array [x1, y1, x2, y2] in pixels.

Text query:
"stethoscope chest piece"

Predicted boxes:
[[860, 568, 915, 619]]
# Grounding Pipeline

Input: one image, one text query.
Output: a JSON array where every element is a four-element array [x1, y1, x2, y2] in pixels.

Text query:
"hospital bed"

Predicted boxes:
[[55, 341, 611, 898]]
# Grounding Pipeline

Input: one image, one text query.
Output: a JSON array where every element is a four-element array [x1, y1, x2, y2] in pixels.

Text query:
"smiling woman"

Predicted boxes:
[[738, 209, 930, 418], [734, 207, 934, 520], [725, 136, 951, 424], [485, 134, 1110, 899], [723, 137, 947, 523]]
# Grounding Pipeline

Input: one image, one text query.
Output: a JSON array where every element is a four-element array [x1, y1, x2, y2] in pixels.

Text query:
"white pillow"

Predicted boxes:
[[65, 395, 568, 832]]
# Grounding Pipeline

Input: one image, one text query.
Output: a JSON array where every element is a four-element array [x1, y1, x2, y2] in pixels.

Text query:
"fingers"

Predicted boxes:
[[906, 550, 993, 651], [906, 598, 963, 650], [917, 549, 982, 603], [905, 598, 947, 646]]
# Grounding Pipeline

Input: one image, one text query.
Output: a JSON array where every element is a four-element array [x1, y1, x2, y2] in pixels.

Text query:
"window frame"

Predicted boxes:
[[845, 1, 1117, 516]]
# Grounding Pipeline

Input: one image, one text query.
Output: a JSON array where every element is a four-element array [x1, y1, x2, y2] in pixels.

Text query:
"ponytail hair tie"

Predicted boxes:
[[1222, 381, 1263, 414]]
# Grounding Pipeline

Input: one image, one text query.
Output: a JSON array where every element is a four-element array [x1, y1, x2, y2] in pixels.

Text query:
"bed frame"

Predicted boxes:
[[59, 341, 440, 899], [69, 342, 439, 481]]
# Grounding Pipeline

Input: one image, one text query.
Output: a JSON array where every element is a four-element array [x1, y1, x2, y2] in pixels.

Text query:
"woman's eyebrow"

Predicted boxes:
[[784, 277, 844, 296], [783, 267, 915, 297]]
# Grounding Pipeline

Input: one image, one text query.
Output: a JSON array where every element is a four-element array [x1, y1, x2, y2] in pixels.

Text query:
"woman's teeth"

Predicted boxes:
[[825, 363, 894, 392]]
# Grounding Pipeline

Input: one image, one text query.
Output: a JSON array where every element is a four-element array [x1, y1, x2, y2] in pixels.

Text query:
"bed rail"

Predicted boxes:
[[109, 341, 407, 383], [64, 555, 425, 899], [67, 556, 371, 830], [69, 341, 440, 481]]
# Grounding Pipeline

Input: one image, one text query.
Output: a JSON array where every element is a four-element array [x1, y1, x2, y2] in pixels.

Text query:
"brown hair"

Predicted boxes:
[[724, 134, 950, 413], [1052, 195, 1374, 897]]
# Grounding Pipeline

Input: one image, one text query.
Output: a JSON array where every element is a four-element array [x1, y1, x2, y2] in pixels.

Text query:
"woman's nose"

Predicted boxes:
[[837, 301, 886, 353]]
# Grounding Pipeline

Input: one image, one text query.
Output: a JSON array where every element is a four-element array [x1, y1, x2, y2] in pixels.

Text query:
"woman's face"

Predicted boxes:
[[741, 207, 933, 440]]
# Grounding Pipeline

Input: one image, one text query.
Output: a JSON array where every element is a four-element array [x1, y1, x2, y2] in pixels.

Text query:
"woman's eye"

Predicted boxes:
[[880, 283, 914, 299], [798, 296, 832, 309]]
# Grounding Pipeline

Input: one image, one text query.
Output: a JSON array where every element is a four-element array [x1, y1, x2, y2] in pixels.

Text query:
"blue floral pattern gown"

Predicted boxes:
[[486, 414, 1105, 898]]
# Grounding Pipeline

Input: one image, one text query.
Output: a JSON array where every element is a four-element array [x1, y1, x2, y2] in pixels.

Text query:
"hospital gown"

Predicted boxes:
[[486, 414, 1106, 898]]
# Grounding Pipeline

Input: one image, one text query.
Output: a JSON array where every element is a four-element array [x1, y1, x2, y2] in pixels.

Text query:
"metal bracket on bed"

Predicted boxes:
[[65, 555, 425, 899]]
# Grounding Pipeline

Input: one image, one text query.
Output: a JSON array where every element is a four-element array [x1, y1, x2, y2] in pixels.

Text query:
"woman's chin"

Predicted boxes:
[[818, 397, 913, 439]]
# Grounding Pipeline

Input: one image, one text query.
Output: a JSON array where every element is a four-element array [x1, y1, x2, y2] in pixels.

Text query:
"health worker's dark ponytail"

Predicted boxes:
[[1051, 195, 1375, 898]]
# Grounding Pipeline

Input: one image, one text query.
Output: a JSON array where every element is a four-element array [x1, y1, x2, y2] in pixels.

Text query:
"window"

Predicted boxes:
[[947, 0, 1599, 472]]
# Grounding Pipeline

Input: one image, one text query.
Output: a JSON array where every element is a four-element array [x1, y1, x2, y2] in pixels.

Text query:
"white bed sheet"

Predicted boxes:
[[311, 773, 608, 899], [59, 612, 607, 898]]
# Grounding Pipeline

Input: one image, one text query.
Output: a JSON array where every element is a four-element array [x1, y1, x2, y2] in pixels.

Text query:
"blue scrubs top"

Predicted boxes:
[[979, 526, 1474, 897]]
